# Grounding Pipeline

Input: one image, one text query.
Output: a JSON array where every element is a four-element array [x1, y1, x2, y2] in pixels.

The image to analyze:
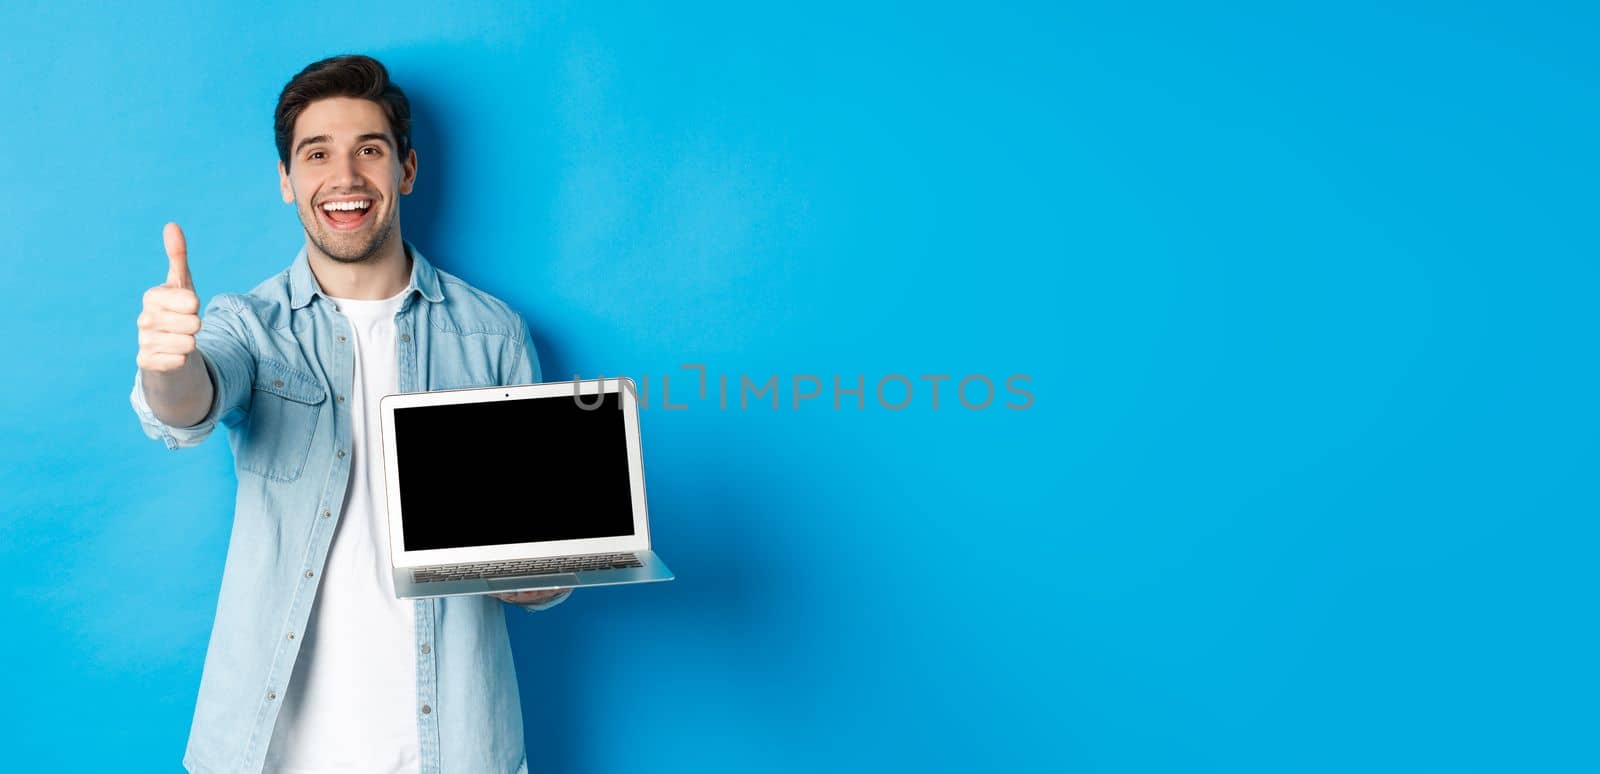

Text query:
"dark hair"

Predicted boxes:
[[274, 54, 411, 170]]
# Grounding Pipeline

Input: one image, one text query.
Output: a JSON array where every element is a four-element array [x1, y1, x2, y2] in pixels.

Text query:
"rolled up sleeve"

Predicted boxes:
[[129, 294, 256, 450]]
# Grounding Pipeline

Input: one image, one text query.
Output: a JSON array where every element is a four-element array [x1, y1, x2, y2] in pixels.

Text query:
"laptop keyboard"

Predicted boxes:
[[413, 552, 643, 583]]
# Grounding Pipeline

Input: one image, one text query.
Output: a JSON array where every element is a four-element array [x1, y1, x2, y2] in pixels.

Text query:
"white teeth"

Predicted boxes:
[[321, 200, 372, 211]]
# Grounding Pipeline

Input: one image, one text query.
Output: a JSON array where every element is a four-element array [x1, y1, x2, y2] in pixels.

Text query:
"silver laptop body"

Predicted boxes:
[[379, 377, 674, 599]]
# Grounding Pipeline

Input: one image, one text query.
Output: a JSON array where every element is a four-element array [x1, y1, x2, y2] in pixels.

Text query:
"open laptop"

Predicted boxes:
[[378, 377, 674, 599]]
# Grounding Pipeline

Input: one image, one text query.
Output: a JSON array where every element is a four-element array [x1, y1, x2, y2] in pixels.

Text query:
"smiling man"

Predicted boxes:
[[130, 55, 569, 774]]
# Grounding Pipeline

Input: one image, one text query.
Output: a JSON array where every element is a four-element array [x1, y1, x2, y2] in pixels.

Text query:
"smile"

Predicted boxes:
[[319, 198, 375, 231]]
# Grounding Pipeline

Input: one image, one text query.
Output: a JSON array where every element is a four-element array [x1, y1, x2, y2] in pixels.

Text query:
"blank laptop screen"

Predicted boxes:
[[392, 390, 636, 551]]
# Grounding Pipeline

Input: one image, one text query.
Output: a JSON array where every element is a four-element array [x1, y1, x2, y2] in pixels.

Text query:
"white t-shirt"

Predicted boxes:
[[265, 289, 419, 774]]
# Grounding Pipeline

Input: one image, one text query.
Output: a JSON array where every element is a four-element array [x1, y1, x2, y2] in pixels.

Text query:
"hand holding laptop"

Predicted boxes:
[[492, 588, 570, 605]]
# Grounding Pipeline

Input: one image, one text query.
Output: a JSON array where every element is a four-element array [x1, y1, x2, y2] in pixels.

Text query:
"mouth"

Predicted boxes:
[[318, 197, 376, 231]]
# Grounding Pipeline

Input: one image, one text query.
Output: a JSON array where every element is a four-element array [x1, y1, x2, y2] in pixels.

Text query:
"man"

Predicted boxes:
[[130, 54, 570, 774]]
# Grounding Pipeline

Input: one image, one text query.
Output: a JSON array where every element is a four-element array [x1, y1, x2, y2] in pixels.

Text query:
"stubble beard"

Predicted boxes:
[[303, 204, 396, 265]]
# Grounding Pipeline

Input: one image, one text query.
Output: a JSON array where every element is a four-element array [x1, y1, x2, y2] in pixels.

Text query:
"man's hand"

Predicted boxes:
[[137, 222, 215, 429], [138, 223, 201, 372], [492, 588, 570, 606]]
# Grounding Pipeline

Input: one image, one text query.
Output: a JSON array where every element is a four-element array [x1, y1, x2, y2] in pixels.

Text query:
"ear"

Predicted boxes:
[[279, 160, 294, 204], [399, 148, 418, 195]]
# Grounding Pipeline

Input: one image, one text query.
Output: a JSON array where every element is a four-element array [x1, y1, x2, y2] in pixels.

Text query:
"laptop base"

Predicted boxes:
[[393, 549, 673, 600]]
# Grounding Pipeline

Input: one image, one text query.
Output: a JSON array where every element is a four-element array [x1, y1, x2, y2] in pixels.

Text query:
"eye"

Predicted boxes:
[[361, 146, 382, 156], [308, 150, 325, 161]]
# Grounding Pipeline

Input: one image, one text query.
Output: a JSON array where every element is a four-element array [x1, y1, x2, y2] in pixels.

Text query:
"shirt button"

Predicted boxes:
[[287, 631, 296, 641], [338, 335, 346, 342], [322, 509, 331, 519], [337, 449, 346, 458], [420, 643, 431, 655], [273, 379, 284, 388], [337, 394, 345, 403], [420, 704, 431, 715], [267, 690, 277, 701], [400, 334, 411, 343], [305, 570, 315, 578]]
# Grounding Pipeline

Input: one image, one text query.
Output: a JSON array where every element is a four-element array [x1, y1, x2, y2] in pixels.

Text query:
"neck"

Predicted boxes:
[[306, 230, 411, 300]]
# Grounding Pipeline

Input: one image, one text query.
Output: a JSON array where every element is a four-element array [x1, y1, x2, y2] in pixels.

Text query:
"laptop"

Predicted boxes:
[[378, 377, 674, 599]]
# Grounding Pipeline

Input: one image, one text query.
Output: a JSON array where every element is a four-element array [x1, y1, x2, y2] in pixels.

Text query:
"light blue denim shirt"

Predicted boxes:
[[129, 241, 571, 774]]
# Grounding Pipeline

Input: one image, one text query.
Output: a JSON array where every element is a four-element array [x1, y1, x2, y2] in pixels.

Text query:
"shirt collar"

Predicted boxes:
[[288, 240, 445, 310]]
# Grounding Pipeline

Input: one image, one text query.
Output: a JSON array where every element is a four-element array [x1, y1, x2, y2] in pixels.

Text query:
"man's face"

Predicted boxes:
[[278, 96, 417, 264]]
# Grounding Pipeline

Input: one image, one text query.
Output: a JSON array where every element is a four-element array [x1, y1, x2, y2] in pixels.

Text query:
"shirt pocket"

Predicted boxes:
[[238, 359, 326, 482]]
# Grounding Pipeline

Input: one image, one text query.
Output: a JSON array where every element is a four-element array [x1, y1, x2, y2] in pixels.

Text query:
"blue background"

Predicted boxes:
[[1, 1, 1595, 771]]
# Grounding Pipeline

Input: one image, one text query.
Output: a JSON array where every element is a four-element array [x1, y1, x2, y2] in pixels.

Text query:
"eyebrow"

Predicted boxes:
[[293, 132, 395, 157]]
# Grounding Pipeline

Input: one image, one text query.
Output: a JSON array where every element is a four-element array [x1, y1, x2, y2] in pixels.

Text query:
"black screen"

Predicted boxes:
[[393, 391, 635, 551]]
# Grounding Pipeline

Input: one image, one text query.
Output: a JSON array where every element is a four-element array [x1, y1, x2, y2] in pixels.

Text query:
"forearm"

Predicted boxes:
[[141, 353, 214, 428]]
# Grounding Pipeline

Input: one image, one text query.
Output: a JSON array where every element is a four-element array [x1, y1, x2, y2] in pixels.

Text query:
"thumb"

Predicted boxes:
[[164, 222, 193, 290]]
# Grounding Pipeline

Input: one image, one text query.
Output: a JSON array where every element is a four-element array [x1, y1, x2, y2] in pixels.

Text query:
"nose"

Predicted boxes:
[[331, 152, 363, 189]]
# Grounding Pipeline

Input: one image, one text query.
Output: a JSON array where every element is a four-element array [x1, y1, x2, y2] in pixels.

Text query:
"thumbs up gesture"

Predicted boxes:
[[137, 223, 202, 372]]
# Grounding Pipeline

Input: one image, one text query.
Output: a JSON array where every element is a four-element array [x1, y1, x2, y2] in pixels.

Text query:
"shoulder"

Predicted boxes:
[[194, 268, 291, 328], [209, 268, 295, 329], [430, 267, 527, 337]]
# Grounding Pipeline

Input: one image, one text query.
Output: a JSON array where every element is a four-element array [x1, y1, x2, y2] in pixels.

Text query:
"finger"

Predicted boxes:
[[145, 285, 200, 315], [164, 222, 192, 290], [498, 591, 551, 603], [138, 308, 202, 334], [137, 352, 187, 371], [141, 331, 196, 355]]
